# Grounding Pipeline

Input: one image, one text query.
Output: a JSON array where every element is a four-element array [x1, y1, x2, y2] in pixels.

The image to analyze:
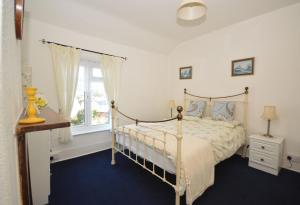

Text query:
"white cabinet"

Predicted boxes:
[[248, 134, 284, 175], [27, 130, 50, 205]]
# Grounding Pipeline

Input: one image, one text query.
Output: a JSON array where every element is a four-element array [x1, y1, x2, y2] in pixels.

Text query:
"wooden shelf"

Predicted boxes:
[[16, 107, 70, 205], [16, 107, 70, 136]]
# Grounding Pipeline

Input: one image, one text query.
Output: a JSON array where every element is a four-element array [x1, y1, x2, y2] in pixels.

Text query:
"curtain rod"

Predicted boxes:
[[40, 39, 127, 61]]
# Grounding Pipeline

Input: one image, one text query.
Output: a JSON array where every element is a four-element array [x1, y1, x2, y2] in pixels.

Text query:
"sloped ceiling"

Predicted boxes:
[[27, 0, 300, 53]]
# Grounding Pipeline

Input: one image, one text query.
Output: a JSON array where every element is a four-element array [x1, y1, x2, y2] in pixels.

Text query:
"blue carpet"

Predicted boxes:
[[50, 149, 300, 205]]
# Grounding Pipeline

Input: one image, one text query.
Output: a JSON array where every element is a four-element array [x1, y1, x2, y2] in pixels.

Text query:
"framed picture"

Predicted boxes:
[[179, 66, 192, 80], [231, 57, 255, 76]]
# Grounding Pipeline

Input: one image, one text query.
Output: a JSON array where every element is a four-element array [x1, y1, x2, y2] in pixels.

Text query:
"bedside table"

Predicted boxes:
[[248, 134, 284, 175]]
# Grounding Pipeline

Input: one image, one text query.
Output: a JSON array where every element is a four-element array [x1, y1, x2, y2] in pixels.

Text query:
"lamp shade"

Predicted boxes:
[[262, 106, 278, 120], [169, 100, 176, 109], [177, 0, 207, 21]]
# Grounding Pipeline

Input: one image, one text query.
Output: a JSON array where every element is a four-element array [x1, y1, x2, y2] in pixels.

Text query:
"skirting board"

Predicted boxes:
[[282, 159, 300, 174], [51, 140, 111, 163]]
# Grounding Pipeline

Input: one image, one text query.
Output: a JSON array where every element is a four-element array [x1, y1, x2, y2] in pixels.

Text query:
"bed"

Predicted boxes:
[[110, 87, 249, 205]]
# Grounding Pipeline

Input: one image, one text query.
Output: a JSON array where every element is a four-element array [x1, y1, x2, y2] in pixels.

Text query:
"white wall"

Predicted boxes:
[[168, 3, 300, 171], [0, 0, 23, 204], [22, 18, 169, 160]]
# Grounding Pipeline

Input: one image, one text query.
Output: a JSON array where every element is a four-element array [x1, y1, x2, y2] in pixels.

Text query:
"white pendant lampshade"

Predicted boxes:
[[177, 0, 207, 21]]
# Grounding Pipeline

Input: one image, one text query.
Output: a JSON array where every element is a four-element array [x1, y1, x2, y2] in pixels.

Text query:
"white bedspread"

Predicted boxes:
[[116, 119, 245, 205]]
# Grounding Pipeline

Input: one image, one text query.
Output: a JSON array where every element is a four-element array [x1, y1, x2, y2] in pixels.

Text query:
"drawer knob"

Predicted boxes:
[[261, 146, 265, 149], [260, 158, 264, 162]]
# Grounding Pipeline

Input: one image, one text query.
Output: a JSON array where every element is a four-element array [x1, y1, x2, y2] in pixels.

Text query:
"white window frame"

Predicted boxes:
[[71, 59, 111, 136]]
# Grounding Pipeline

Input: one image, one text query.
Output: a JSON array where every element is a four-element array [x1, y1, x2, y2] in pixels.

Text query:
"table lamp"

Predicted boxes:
[[261, 106, 278, 137], [169, 100, 176, 118]]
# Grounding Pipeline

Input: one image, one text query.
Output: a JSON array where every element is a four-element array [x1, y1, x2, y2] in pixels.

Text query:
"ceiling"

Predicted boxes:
[[27, 0, 300, 53]]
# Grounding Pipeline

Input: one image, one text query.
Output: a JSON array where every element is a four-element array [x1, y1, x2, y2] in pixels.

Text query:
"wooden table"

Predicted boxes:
[[16, 108, 70, 205]]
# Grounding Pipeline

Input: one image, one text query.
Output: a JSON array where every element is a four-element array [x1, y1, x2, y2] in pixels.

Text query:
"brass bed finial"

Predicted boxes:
[[177, 106, 183, 121], [111, 100, 115, 109], [245, 87, 249, 94]]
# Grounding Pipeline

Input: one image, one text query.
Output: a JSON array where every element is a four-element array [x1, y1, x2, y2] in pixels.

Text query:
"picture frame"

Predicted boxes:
[[231, 57, 255, 76], [179, 66, 192, 80]]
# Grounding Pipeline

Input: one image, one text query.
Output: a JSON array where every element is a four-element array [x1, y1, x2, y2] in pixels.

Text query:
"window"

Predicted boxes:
[[71, 60, 110, 135]]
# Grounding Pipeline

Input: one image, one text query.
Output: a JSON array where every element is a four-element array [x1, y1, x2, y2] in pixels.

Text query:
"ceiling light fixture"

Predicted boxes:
[[177, 0, 207, 21]]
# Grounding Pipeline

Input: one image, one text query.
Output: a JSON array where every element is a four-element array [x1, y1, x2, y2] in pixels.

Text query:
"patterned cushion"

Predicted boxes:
[[185, 100, 206, 118], [211, 101, 235, 121]]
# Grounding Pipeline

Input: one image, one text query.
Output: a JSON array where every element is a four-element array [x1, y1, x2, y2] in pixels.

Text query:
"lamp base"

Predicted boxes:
[[263, 120, 274, 138], [263, 133, 274, 138]]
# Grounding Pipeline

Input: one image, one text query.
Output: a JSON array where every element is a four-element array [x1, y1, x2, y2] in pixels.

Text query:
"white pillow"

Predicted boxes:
[[211, 101, 235, 121]]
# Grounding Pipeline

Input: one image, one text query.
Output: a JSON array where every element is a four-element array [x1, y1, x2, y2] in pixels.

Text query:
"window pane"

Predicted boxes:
[[71, 67, 85, 126], [92, 68, 102, 78], [91, 81, 109, 125]]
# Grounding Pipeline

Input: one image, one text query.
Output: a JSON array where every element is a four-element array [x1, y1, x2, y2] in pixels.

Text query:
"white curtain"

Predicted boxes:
[[50, 44, 80, 143], [100, 55, 124, 105]]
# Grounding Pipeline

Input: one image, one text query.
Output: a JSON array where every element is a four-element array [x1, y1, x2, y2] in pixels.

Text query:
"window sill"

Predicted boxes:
[[72, 124, 111, 136]]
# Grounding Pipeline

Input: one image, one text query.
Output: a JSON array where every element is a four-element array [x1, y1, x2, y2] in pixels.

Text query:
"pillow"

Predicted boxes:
[[185, 100, 206, 118], [211, 101, 235, 121]]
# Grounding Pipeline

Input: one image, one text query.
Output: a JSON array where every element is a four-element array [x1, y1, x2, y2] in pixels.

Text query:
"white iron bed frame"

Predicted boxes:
[[110, 87, 249, 205]]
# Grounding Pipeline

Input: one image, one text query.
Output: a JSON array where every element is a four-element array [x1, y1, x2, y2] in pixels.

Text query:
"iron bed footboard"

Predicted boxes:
[[111, 101, 183, 205]]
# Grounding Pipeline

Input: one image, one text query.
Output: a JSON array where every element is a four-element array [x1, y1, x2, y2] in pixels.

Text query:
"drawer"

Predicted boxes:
[[249, 150, 278, 169], [250, 138, 279, 156]]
